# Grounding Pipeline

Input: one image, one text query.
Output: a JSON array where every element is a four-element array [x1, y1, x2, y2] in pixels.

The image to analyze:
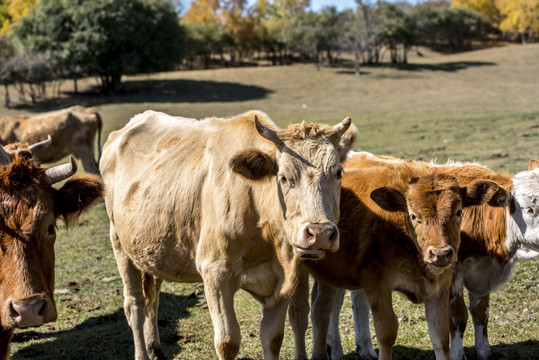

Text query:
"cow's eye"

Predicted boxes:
[[279, 175, 288, 185], [525, 207, 534, 215], [456, 209, 463, 217], [47, 224, 56, 235], [336, 169, 343, 180], [410, 214, 416, 221]]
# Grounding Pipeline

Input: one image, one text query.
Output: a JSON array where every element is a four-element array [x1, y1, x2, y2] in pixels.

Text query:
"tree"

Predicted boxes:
[[0, 0, 39, 34], [183, 22, 233, 68], [452, 0, 501, 24], [15, 0, 185, 92], [497, 0, 539, 43], [377, 2, 416, 63], [182, 0, 221, 23], [452, 0, 538, 41], [415, 3, 491, 51], [0, 34, 17, 105]]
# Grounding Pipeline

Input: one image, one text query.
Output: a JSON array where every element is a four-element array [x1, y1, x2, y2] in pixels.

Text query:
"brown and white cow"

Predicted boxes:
[[326, 152, 539, 360], [99, 110, 357, 360], [0, 148, 103, 360], [0, 106, 102, 174], [288, 158, 509, 360]]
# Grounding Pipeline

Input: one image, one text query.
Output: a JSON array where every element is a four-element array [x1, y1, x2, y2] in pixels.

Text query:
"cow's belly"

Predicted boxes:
[[460, 256, 514, 296], [118, 228, 202, 283]]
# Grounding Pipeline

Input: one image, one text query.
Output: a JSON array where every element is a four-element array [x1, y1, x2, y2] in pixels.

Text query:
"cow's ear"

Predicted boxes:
[[528, 159, 539, 171], [54, 174, 103, 226], [230, 149, 277, 180], [336, 123, 358, 163], [462, 180, 510, 208], [370, 187, 408, 212]]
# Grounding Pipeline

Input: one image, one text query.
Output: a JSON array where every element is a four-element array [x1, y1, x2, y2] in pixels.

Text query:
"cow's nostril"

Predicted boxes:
[[329, 228, 337, 241], [9, 302, 20, 317], [38, 301, 46, 316]]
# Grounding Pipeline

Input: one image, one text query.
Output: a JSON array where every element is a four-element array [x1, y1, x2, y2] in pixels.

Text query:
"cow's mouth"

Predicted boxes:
[[294, 247, 325, 259]]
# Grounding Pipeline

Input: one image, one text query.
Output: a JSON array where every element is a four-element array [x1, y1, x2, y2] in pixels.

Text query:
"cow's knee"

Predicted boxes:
[[215, 337, 241, 360]]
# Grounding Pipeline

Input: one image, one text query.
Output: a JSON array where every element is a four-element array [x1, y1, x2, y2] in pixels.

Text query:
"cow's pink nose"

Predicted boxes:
[[10, 297, 47, 328], [428, 247, 455, 266], [304, 223, 338, 246]]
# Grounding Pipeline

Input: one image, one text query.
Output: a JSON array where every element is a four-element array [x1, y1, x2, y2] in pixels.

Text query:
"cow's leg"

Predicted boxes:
[[468, 293, 492, 360], [326, 288, 345, 360], [288, 269, 309, 360], [311, 280, 338, 360], [366, 288, 395, 360], [75, 144, 99, 174], [260, 297, 289, 360], [351, 289, 377, 360], [199, 266, 241, 360], [449, 278, 468, 360], [142, 275, 166, 360], [425, 285, 451, 360], [0, 328, 14, 360], [110, 225, 150, 360]]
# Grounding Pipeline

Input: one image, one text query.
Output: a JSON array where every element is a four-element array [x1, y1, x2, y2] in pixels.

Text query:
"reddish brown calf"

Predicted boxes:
[[289, 164, 509, 360], [0, 150, 102, 360]]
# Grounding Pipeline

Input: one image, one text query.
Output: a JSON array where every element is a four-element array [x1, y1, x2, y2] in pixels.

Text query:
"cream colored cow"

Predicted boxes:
[[99, 110, 356, 360]]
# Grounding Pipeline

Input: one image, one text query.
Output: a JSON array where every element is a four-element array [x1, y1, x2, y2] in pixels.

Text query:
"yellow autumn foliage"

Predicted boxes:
[[0, 0, 39, 34], [452, 0, 538, 37]]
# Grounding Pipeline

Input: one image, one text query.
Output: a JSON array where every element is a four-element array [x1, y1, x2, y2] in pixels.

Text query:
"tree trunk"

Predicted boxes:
[[354, 53, 361, 76], [4, 84, 10, 107]]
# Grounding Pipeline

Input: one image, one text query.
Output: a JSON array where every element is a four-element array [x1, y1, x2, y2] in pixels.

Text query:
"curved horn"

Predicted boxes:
[[333, 117, 352, 140], [254, 115, 282, 146], [45, 156, 78, 184], [0, 146, 11, 165], [28, 135, 52, 153]]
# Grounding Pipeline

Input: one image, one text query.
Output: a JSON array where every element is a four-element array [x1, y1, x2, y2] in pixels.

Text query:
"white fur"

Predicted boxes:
[[450, 330, 466, 360]]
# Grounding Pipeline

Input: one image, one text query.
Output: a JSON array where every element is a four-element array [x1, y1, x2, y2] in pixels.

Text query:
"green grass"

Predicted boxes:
[[2, 43, 539, 359]]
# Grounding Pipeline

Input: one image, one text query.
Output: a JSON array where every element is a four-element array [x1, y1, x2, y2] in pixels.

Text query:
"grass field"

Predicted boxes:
[[2, 43, 539, 359]]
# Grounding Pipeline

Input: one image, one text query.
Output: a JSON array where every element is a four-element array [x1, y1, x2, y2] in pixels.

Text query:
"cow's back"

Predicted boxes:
[[100, 110, 277, 282]]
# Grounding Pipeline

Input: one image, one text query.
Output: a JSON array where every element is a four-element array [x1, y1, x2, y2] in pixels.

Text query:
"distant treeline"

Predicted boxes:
[[0, 0, 532, 105]]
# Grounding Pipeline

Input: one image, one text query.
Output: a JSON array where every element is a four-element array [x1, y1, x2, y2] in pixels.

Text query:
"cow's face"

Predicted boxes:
[[372, 172, 509, 275], [0, 156, 102, 330], [230, 116, 357, 260], [509, 160, 539, 254]]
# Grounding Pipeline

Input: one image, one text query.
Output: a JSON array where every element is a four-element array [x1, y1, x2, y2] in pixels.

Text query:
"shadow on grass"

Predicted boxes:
[[11, 292, 201, 359], [339, 341, 539, 359], [335, 60, 495, 75], [10, 78, 272, 112]]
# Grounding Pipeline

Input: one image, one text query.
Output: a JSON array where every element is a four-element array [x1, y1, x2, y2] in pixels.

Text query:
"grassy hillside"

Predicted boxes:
[[2, 44, 539, 359]]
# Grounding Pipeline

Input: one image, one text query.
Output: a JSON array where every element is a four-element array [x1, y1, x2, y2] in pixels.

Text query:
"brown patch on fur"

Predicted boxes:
[[529, 159, 539, 170], [161, 136, 182, 149], [229, 149, 276, 180]]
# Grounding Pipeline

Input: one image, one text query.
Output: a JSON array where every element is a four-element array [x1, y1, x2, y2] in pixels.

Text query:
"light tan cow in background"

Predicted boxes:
[[0, 105, 102, 174], [99, 110, 357, 360]]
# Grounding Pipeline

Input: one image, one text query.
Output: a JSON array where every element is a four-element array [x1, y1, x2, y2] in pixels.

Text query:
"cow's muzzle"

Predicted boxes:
[[6, 294, 57, 328], [426, 246, 456, 268], [294, 222, 339, 260]]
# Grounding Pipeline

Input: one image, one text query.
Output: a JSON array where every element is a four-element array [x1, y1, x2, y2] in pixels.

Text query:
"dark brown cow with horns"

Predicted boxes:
[[0, 146, 103, 360]]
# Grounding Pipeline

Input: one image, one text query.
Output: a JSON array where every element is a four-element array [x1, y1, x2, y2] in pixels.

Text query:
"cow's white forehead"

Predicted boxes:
[[513, 168, 539, 199]]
